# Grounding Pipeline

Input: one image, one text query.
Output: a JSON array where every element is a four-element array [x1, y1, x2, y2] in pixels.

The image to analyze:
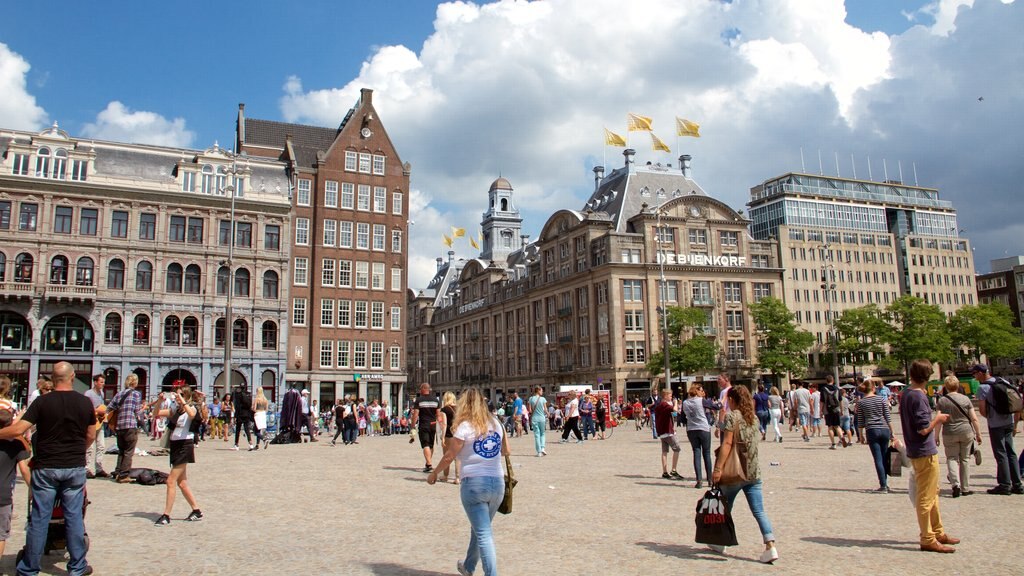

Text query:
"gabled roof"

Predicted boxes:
[[244, 119, 339, 151], [582, 160, 708, 232]]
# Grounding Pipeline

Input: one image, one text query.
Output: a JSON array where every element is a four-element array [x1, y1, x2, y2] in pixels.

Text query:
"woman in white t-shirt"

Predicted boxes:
[[154, 386, 206, 526], [427, 388, 510, 576]]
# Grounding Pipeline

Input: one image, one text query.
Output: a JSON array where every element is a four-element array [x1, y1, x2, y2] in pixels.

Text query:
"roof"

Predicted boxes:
[[583, 160, 708, 232], [243, 119, 339, 151]]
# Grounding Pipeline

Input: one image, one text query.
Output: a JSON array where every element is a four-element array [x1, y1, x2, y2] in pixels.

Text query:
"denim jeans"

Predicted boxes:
[[343, 418, 358, 444], [580, 414, 595, 439], [756, 410, 770, 434], [721, 479, 775, 543], [532, 417, 547, 454], [866, 427, 891, 489], [686, 429, 712, 483], [18, 467, 89, 576], [989, 425, 1023, 489], [459, 475, 505, 576]]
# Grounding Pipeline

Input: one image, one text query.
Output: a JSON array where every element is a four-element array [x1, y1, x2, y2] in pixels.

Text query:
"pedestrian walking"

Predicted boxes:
[[528, 386, 548, 456], [560, 392, 583, 443], [767, 387, 784, 443], [855, 378, 894, 492], [683, 384, 720, 488], [154, 386, 207, 526]]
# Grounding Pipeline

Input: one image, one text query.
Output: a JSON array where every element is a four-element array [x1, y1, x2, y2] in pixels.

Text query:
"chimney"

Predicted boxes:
[[360, 88, 373, 106], [520, 234, 529, 248], [436, 257, 444, 271], [593, 165, 604, 191], [679, 154, 692, 177], [448, 250, 455, 263], [624, 149, 635, 173]]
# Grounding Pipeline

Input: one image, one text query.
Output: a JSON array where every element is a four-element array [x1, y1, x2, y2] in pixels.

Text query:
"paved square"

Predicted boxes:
[[2, 420, 1021, 575]]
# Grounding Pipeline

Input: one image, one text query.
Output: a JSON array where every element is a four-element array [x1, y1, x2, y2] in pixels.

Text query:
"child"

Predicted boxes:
[[0, 409, 31, 559]]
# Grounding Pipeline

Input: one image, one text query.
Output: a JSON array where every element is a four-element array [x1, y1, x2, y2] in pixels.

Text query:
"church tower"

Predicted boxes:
[[480, 176, 523, 263]]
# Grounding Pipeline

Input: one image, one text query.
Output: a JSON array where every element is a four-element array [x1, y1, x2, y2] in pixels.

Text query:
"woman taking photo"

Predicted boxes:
[[935, 374, 983, 497], [712, 386, 778, 564], [855, 379, 894, 493], [682, 384, 720, 489], [427, 388, 509, 576], [155, 386, 206, 526], [438, 391, 460, 484]]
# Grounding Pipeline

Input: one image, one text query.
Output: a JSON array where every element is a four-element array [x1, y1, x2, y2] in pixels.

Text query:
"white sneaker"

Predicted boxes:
[[232, 445, 239, 451], [456, 560, 472, 576], [759, 546, 779, 564], [708, 544, 726, 554]]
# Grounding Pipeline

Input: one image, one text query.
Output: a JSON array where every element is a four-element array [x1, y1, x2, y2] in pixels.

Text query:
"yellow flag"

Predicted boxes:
[[442, 234, 453, 247], [452, 226, 466, 238], [627, 113, 653, 132], [651, 133, 671, 153], [676, 117, 701, 137], [470, 235, 479, 249], [604, 128, 626, 147]]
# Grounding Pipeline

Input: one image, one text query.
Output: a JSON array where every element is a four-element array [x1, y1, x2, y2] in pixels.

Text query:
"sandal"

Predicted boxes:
[[452, 478, 461, 485]]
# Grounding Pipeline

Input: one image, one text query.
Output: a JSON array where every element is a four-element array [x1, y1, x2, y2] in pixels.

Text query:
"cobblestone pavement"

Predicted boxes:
[[2, 419, 1022, 575]]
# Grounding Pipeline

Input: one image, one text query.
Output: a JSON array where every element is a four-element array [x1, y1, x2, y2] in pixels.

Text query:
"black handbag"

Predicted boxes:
[[694, 486, 738, 546]]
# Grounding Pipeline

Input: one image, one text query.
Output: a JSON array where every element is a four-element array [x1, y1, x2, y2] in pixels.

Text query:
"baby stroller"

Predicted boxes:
[[17, 487, 91, 562]]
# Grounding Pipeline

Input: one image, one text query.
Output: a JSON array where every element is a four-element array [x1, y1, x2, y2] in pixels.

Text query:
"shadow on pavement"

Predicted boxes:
[[637, 541, 764, 564], [115, 510, 164, 522], [796, 486, 893, 494], [634, 481, 689, 488], [365, 562, 449, 575], [382, 466, 423, 473], [615, 474, 647, 479], [802, 536, 918, 551]]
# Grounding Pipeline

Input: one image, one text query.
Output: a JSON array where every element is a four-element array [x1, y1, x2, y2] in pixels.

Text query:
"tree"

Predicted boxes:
[[646, 306, 718, 380], [748, 297, 815, 387], [879, 295, 952, 375], [832, 304, 887, 379], [949, 302, 1024, 363]]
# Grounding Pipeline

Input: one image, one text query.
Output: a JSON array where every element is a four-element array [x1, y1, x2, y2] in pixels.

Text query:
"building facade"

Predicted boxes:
[[0, 124, 291, 403], [238, 89, 410, 410], [748, 172, 976, 377], [410, 150, 783, 402]]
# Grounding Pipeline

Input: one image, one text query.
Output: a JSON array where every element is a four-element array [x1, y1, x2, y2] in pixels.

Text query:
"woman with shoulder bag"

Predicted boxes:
[[154, 386, 205, 526], [427, 388, 509, 576], [935, 375, 983, 497], [711, 386, 778, 564]]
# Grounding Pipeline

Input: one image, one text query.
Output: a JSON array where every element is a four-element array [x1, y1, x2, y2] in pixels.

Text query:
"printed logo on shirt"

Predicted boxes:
[[473, 431, 502, 459]]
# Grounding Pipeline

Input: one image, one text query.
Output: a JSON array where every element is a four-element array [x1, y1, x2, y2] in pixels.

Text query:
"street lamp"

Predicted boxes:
[[656, 206, 671, 390], [222, 174, 238, 395], [819, 244, 840, 383]]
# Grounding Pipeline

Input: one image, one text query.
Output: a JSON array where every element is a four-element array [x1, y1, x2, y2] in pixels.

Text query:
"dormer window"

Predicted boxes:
[[640, 186, 651, 197], [35, 148, 51, 178]]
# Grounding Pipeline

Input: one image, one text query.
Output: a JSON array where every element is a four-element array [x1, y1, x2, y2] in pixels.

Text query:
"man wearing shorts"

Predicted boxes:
[[791, 382, 812, 442], [411, 383, 439, 473], [654, 388, 682, 480], [820, 375, 845, 449]]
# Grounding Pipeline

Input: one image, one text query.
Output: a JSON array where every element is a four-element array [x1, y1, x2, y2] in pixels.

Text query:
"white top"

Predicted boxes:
[[454, 418, 505, 478], [169, 404, 194, 441], [564, 398, 580, 418]]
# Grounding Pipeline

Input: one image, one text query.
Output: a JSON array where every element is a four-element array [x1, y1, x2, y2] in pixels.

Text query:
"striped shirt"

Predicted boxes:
[[855, 395, 891, 429]]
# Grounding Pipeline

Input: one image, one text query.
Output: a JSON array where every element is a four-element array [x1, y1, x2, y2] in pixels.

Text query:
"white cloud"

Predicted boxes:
[[0, 43, 47, 130], [279, 0, 1022, 287], [80, 101, 194, 148]]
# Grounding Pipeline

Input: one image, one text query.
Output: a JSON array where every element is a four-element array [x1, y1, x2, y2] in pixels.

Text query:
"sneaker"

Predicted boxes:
[[422, 465, 433, 473], [987, 486, 1013, 495], [960, 490, 974, 496], [876, 486, 890, 493], [759, 546, 779, 564], [232, 445, 239, 451], [662, 472, 672, 479], [559, 439, 568, 444], [457, 560, 472, 576], [952, 485, 961, 498], [185, 509, 203, 522], [95, 470, 110, 478], [670, 471, 683, 480], [1012, 486, 1024, 495], [707, 544, 726, 554], [829, 444, 836, 450], [694, 481, 703, 489], [541, 450, 547, 456], [155, 514, 170, 526]]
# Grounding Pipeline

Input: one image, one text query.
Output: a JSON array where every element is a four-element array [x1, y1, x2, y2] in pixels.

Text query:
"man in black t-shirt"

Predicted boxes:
[[0, 361, 94, 575], [233, 384, 256, 451], [411, 383, 439, 472]]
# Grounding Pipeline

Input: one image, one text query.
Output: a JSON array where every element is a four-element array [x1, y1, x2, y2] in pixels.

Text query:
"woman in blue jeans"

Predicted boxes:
[[428, 388, 510, 576], [712, 385, 778, 564], [682, 384, 720, 489], [855, 379, 894, 492]]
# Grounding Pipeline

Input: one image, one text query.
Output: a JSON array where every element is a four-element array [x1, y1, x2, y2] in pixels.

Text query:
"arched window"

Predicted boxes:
[[35, 147, 51, 178], [75, 257, 94, 286], [501, 198, 509, 211], [0, 252, 6, 282], [104, 312, 122, 344], [201, 165, 214, 194], [42, 313, 93, 352], [234, 268, 250, 297], [182, 316, 199, 347], [261, 320, 278, 350], [214, 318, 225, 347], [133, 314, 150, 345], [232, 319, 248, 349], [216, 166, 228, 195], [166, 263, 183, 293], [216, 266, 230, 296], [263, 270, 279, 299], [136, 261, 153, 291], [107, 258, 125, 290], [184, 264, 202, 294], [14, 253, 32, 283], [163, 315, 181, 346], [49, 255, 69, 285], [52, 149, 68, 180]]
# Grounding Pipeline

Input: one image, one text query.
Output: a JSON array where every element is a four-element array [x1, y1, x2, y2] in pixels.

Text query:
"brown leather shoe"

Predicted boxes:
[[937, 534, 961, 545], [920, 542, 956, 553]]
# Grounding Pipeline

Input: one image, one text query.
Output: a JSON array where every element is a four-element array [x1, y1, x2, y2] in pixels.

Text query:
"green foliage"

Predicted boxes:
[[832, 304, 887, 370], [748, 297, 815, 382], [878, 295, 952, 372], [646, 306, 718, 378], [949, 302, 1024, 362]]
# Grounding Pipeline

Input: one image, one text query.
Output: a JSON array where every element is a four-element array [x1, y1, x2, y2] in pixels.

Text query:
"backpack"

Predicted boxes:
[[823, 387, 841, 415], [989, 377, 1024, 415]]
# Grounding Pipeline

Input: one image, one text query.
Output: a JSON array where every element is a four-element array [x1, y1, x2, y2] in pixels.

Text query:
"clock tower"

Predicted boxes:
[[480, 176, 523, 263]]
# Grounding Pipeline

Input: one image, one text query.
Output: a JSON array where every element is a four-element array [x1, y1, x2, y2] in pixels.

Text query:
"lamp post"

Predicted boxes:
[[656, 206, 671, 390], [819, 244, 840, 383], [222, 177, 237, 396]]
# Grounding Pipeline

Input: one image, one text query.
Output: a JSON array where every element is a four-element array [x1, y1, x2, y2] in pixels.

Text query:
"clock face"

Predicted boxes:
[[360, 127, 372, 138]]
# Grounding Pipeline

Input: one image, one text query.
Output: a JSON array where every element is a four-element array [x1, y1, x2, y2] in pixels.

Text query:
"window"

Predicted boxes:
[[723, 282, 742, 303], [188, 217, 204, 244], [296, 179, 311, 206], [19, 203, 38, 231], [357, 185, 370, 211], [294, 258, 308, 285], [49, 256, 69, 284], [355, 261, 369, 289], [323, 220, 336, 247], [338, 300, 351, 327], [354, 301, 368, 328], [339, 260, 352, 287], [320, 340, 334, 368], [655, 226, 675, 243], [216, 266, 230, 295], [214, 318, 226, 347], [353, 341, 367, 368], [356, 223, 369, 249], [219, 220, 232, 246], [133, 314, 150, 345], [164, 316, 181, 346], [338, 341, 350, 368], [657, 280, 678, 302], [625, 341, 646, 363], [325, 181, 338, 207], [292, 298, 307, 326], [392, 192, 403, 215], [295, 218, 309, 245], [341, 183, 355, 209], [75, 257, 93, 286], [720, 231, 738, 246], [111, 211, 128, 238], [104, 313, 121, 344], [13, 253, 32, 283], [263, 270, 279, 299], [139, 213, 156, 240], [391, 306, 401, 330], [390, 346, 401, 370], [262, 321, 278, 350], [135, 261, 152, 291], [728, 339, 746, 361], [11, 154, 29, 175], [753, 283, 772, 302], [322, 258, 335, 286], [372, 154, 385, 175], [107, 259, 125, 289], [264, 224, 279, 250], [166, 263, 183, 293], [52, 150, 67, 179], [201, 165, 214, 194], [622, 279, 643, 302], [391, 268, 402, 291], [391, 230, 403, 253], [321, 299, 335, 327], [235, 222, 252, 248], [34, 147, 51, 177], [0, 201, 10, 229], [372, 224, 385, 251], [339, 221, 353, 248], [234, 268, 250, 297], [184, 264, 201, 291], [689, 229, 707, 244], [233, 319, 248, 349], [370, 342, 384, 369], [359, 153, 371, 173], [53, 206, 73, 234], [373, 187, 386, 212], [177, 316, 197, 347], [624, 310, 644, 332], [371, 302, 384, 328], [169, 216, 186, 242], [181, 170, 195, 192], [726, 310, 744, 331], [344, 151, 358, 172]]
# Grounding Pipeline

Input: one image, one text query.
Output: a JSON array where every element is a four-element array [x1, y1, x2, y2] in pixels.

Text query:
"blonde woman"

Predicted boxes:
[[437, 391, 460, 484], [427, 388, 510, 576], [155, 386, 207, 526], [252, 387, 270, 450], [935, 375, 983, 497]]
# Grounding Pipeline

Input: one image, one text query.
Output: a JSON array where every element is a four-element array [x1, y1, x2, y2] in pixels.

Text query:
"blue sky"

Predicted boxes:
[[2, 0, 1021, 287]]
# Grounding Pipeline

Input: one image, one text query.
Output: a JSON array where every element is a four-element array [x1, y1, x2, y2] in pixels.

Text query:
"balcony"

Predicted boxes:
[[558, 364, 575, 373], [557, 306, 573, 318], [44, 284, 97, 302], [695, 325, 716, 336], [0, 282, 34, 299], [692, 296, 715, 307], [558, 335, 574, 345]]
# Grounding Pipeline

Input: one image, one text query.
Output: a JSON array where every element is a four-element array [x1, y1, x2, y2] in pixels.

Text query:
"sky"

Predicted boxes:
[[1, 0, 1021, 288]]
